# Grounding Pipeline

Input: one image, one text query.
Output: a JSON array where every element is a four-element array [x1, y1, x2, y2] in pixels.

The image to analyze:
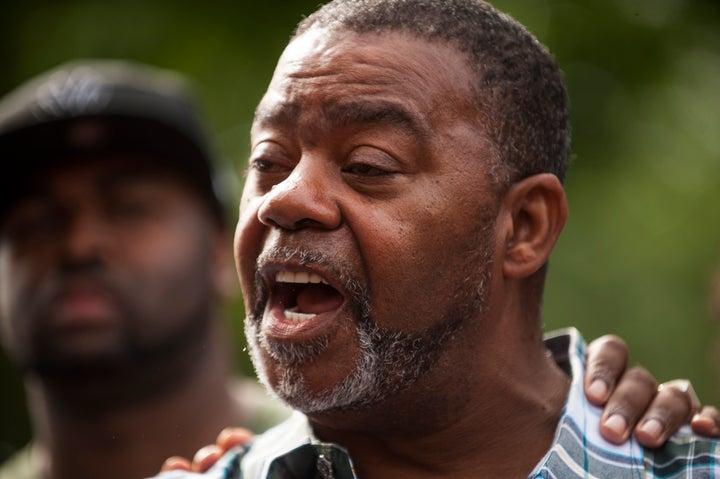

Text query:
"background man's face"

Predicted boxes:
[[0, 155, 222, 384], [236, 28, 505, 416]]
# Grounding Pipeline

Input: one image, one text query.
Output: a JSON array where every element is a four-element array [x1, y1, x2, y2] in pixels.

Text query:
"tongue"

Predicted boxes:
[[295, 284, 343, 315]]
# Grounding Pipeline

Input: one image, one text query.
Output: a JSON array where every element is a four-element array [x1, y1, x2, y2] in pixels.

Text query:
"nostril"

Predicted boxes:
[[294, 218, 321, 229], [258, 195, 340, 231], [260, 216, 321, 231], [259, 215, 281, 229]]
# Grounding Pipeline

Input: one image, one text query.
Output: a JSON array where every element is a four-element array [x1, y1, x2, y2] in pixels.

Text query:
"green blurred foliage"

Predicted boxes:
[[1, 0, 719, 461]]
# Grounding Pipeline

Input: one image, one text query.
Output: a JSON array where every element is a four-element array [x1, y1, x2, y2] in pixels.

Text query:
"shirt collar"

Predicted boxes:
[[243, 327, 608, 479]]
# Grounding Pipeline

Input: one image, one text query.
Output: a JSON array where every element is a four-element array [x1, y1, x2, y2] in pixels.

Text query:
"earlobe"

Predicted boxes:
[[501, 174, 568, 279]]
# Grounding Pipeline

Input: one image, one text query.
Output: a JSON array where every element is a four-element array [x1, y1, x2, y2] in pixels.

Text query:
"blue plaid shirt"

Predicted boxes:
[[157, 328, 719, 478]]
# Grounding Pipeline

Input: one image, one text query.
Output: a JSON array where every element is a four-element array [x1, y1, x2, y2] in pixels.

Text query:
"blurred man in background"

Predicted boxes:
[[0, 59, 288, 479]]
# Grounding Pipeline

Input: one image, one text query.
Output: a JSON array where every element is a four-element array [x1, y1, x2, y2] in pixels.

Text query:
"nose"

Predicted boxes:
[[257, 159, 341, 231], [61, 208, 107, 262]]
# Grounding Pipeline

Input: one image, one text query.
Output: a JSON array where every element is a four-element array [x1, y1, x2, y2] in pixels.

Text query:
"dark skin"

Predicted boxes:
[[235, 29, 567, 477], [221, 28, 716, 478], [0, 155, 261, 479], [162, 26, 720, 476], [585, 335, 719, 444]]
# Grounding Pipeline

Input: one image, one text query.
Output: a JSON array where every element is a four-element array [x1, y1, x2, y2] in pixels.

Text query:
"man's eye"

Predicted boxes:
[[2, 202, 59, 241], [250, 158, 285, 173], [342, 163, 393, 177], [248, 140, 293, 174], [251, 159, 271, 171], [342, 146, 401, 179], [3, 215, 59, 242]]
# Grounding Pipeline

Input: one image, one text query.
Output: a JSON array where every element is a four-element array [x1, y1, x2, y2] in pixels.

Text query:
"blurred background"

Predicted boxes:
[[1, 0, 719, 460]]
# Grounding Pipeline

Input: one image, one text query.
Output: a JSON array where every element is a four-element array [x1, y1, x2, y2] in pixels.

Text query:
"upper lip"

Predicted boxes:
[[51, 275, 115, 301], [50, 275, 117, 301]]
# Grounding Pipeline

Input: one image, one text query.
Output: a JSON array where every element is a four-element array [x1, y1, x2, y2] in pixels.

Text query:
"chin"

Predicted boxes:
[[256, 352, 387, 415]]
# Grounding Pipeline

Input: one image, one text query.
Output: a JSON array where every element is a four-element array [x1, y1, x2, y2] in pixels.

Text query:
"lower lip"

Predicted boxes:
[[262, 303, 340, 340]]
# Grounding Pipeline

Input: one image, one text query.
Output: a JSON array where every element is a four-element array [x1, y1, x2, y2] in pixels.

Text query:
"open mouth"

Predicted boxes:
[[272, 270, 344, 322]]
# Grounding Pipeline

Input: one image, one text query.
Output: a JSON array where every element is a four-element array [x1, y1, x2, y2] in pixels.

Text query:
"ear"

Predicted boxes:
[[500, 173, 567, 279]]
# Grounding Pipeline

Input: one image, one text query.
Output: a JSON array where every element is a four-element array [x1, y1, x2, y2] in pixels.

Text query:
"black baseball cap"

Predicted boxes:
[[0, 58, 226, 222]]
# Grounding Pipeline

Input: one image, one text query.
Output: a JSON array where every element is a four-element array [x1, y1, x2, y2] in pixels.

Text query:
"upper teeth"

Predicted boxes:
[[275, 271, 327, 284]]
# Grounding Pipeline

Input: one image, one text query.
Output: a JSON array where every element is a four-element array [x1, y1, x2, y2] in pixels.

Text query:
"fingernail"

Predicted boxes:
[[588, 379, 609, 401], [604, 414, 627, 437], [194, 445, 220, 462], [638, 418, 663, 439]]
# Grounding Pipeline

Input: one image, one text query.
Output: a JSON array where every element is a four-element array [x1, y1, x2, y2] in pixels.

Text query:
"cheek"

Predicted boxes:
[[0, 245, 37, 320], [0, 246, 14, 321], [0, 250, 38, 359], [360, 207, 494, 331], [234, 198, 265, 303], [358, 212, 442, 327], [125, 225, 213, 319]]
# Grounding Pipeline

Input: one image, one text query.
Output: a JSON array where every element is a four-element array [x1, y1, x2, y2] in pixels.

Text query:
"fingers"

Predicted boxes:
[[598, 366, 657, 444], [158, 428, 254, 474], [597, 370, 714, 448], [216, 427, 255, 452], [188, 428, 255, 473], [632, 379, 700, 447], [658, 379, 701, 416], [584, 336, 716, 447], [160, 456, 192, 472], [691, 405, 720, 437], [585, 335, 629, 405], [192, 444, 226, 473]]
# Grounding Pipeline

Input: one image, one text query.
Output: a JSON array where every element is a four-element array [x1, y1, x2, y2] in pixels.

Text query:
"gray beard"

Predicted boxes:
[[246, 308, 468, 413], [246, 235, 493, 414]]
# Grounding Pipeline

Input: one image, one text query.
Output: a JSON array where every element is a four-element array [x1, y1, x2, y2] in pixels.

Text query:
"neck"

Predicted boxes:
[[310, 306, 571, 478], [26, 319, 245, 479]]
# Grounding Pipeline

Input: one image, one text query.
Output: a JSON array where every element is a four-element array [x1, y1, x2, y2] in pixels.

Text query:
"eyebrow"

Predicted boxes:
[[254, 100, 429, 141]]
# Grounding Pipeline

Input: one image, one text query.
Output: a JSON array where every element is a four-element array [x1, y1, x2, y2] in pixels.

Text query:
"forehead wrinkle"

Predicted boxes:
[[322, 100, 428, 140], [253, 99, 430, 145]]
